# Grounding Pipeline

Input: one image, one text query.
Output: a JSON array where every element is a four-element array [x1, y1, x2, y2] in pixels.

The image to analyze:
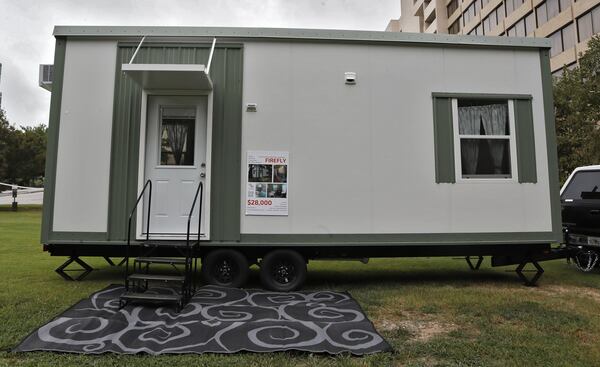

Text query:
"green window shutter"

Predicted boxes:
[[432, 97, 455, 183], [514, 99, 537, 183]]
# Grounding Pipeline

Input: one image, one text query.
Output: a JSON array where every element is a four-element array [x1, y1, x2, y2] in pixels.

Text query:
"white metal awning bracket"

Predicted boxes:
[[129, 35, 147, 64], [206, 38, 216, 74]]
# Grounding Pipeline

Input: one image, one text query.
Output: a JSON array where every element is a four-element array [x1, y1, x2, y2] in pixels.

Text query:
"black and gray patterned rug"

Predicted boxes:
[[14, 285, 391, 355]]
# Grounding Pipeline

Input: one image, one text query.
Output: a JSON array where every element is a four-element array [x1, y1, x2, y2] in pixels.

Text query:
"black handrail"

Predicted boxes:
[[186, 181, 203, 295], [125, 179, 152, 290]]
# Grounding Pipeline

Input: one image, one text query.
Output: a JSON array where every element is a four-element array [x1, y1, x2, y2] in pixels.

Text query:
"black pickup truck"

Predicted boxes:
[[561, 166, 600, 252]]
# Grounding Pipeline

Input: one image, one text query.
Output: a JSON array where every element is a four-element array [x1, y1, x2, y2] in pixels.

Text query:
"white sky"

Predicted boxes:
[[0, 0, 399, 127]]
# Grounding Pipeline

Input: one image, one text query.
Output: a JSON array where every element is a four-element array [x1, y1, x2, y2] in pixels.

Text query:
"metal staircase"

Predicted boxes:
[[119, 180, 203, 311]]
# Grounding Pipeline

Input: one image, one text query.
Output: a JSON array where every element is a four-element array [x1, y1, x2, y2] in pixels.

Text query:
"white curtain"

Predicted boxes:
[[458, 106, 481, 175], [480, 104, 508, 173], [459, 103, 508, 174]]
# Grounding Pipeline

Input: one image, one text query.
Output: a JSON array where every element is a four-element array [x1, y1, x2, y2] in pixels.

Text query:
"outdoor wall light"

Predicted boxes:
[[345, 72, 356, 85]]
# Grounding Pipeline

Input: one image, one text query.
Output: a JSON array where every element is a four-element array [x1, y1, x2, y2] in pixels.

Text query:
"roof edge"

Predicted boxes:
[[53, 26, 552, 49]]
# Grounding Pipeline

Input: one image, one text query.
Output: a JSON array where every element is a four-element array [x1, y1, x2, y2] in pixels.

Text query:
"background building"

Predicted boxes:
[[387, 0, 600, 75]]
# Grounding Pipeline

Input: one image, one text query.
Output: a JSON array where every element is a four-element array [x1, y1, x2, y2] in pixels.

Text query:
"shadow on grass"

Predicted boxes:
[[248, 265, 519, 290], [304, 269, 517, 288], [63, 258, 522, 290]]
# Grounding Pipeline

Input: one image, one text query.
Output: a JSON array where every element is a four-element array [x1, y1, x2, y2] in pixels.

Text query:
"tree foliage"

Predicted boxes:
[[554, 35, 600, 183], [0, 109, 47, 187]]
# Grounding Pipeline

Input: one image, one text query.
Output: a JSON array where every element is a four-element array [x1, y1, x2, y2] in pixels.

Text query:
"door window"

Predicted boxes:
[[159, 107, 196, 166]]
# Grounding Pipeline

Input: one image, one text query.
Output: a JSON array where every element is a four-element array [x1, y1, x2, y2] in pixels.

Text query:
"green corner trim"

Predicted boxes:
[[539, 50, 563, 242], [41, 37, 67, 244]]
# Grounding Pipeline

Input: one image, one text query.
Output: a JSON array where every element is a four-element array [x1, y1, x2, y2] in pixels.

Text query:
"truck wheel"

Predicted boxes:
[[202, 249, 249, 288], [260, 250, 307, 291]]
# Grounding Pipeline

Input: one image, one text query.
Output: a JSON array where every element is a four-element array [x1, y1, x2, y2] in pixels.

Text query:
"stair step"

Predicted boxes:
[[128, 274, 185, 282], [135, 257, 187, 265], [120, 291, 182, 303]]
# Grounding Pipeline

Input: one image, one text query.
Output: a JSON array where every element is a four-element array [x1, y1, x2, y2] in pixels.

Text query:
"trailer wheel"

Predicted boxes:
[[260, 250, 307, 291], [202, 249, 249, 288]]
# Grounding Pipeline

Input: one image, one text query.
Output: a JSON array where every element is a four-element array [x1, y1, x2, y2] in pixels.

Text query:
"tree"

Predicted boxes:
[[0, 110, 47, 187], [553, 35, 600, 183], [0, 109, 15, 181], [6, 125, 47, 186]]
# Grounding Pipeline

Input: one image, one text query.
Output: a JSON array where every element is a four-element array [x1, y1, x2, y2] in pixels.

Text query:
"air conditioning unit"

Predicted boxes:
[[39, 64, 53, 92]]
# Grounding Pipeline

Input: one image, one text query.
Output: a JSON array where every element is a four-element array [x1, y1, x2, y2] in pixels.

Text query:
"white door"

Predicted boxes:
[[143, 95, 207, 237]]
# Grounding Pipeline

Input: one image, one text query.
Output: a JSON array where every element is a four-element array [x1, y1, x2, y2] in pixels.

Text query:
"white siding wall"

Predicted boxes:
[[240, 42, 551, 234], [52, 40, 117, 232]]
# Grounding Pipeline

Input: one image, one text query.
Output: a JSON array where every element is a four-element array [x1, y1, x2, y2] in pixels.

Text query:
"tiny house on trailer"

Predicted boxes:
[[41, 26, 562, 293]]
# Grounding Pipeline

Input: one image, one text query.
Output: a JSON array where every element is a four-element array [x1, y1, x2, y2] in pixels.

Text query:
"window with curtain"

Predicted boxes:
[[159, 107, 196, 166], [455, 99, 513, 179]]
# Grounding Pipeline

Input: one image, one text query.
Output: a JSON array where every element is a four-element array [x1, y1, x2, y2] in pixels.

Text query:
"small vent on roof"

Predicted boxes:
[[39, 64, 54, 92]]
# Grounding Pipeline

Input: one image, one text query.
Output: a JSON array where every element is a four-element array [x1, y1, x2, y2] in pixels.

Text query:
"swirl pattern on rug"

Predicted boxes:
[[14, 285, 391, 355]]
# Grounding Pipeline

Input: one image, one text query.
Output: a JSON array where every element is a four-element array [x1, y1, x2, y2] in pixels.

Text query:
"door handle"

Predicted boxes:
[[200, 173, 206, 178]]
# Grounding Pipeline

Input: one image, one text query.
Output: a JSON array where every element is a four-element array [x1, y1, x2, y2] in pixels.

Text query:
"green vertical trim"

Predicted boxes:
[[432, 96, 456, 183], [107, 47, 142, 240], [213, 48, 243, 241], [539, 50, 563, 242], [41, 37, 67, 243], [107, 44, 243, 242], [514, 99, 537, 183]]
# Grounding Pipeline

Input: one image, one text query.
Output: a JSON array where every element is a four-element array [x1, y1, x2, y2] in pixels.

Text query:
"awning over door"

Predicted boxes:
[[122, 64, 213, 90]]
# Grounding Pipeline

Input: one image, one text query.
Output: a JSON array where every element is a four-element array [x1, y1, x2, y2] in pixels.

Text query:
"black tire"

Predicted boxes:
[[260, 250, 307, 291], [202, 249, 249, 288]]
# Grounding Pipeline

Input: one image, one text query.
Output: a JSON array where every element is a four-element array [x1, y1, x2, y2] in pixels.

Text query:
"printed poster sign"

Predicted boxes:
[[246, 151, 288, 216]]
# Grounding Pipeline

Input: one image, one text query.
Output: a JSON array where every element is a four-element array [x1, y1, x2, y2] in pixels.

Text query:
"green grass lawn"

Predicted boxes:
[[1, 207, 600, 366]]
